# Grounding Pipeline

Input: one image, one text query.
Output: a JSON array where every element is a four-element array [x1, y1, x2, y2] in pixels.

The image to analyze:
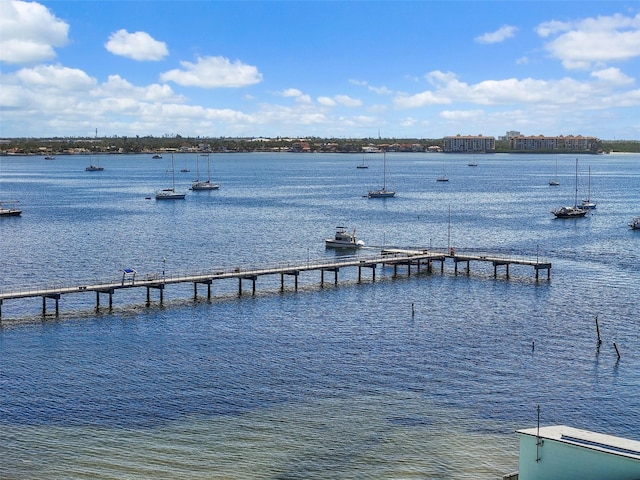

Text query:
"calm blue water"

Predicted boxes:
[[1, 152, 639, 479]]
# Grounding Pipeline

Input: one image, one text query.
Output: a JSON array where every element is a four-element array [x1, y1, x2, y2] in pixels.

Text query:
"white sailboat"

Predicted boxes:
[[551, 158, 587, 218], [367, 152, 395, 198], [580, 165, 596, 209], [156, 154, 186, 200], [0, 200, 22, 217], [191, 153, 219, 191], [549, 158, 560, 186], [436, 165, 449, 182]]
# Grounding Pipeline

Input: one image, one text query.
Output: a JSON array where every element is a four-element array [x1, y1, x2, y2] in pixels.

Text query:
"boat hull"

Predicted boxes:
[[552, 206, 588, 218], [191, 181, 220, 191], [368, 190, 395, 198], [0, 209, 22, 217], [156, 189, 186, 200], [325, 240, 364, 249]]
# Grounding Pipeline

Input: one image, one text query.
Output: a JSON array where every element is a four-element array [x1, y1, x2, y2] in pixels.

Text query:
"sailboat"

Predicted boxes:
[[156, 154, 186, 200], [0, 200, 22, 217], [580, 165, 596, 209], [191, 153, 220, 190], [357, 153, 369, 169], [551, 158, 587, 218], [549, 158, 560, 186], [367, 152, 395, 198], [436, 165, 449, 182], [85, 156, 104, 171]]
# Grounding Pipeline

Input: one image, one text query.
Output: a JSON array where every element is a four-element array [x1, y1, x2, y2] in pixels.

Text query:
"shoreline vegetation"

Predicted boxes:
[[1, 136, 639, 156]]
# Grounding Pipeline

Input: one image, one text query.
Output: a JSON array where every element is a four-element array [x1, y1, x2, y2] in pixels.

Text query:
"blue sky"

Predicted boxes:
[[1, 1, 639, 139]]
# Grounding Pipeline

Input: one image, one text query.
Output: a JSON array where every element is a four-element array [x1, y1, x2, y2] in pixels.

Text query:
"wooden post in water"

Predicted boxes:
[[613, 342, 621, 360], [595, 315, 602, 345]]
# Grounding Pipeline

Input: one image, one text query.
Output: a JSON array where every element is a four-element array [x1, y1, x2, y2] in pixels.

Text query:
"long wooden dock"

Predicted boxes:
[[0, 249, 551, 320]]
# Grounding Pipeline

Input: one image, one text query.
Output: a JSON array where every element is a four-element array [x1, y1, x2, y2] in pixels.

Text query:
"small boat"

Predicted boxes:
[[0, 200, 22, 217], [580, 165, 596, 209], [325, 227, 364, 249], [156, 154, 186, 200], [367, 152, 395, 198], [191, 154, 220, 190], [152, 154, 162, 159], [550, 205, 588, 218], [85, 164, 104, 171], [467, 162, 478, 167], [549, 158, 560, 186], [552, 158, 587, 218], [44, 155, 55, 160], [156, 188, 186, 200], [436, 165, 449, 182], [357, 154, 369, 169], [629, 217, 640, 230]]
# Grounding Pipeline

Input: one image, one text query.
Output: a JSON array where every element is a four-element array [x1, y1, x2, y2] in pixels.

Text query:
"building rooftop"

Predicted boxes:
[[518, 425, 640, 461]]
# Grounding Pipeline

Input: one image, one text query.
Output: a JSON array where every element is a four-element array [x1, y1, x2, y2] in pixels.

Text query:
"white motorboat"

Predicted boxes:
[[629, 217, 640, 230], [325, 227, 364, 249]]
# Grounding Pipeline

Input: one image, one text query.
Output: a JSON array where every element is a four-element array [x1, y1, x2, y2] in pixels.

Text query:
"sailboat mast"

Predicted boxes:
[[383, 152, 386, 189], [574, 158, 578, 207], [172, 153, 176, 191]]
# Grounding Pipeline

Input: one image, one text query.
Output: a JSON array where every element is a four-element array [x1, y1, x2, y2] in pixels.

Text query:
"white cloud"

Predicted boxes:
[[0, 0, 69, 64], [15, 64, 95, 91], [160, 56, 263, 88], [395, 90, 450, 108], [93, 75, 184, 102], [274, 88, 311, 103], [537, 13, 640, 69], [315, 94, 362, 107], [279, 88, 303, 97], [440, 109, 485, 120], [590, 67, 635, 86], [393, 68, 640, 111], [475, 25, 518, 44], [349, 79, 393, 95], [334, 95, 362, 107], [317, 96, 336, 107], [105, 29, 168, 61]]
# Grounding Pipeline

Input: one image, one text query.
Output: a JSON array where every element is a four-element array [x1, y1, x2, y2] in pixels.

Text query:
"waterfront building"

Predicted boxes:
[[443, 134, 496, 152], [509, 134, 599, 152]]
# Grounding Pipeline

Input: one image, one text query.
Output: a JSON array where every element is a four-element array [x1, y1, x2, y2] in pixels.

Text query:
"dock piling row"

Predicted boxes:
[[0, 250, 551, 320]]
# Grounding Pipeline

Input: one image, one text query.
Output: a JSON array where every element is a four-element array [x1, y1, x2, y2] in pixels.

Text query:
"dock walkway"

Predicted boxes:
[[0, 249, 551, 320]]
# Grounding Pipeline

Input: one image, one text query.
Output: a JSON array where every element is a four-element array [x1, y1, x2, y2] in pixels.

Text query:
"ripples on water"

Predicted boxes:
[[1, 153, 639, 478]]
